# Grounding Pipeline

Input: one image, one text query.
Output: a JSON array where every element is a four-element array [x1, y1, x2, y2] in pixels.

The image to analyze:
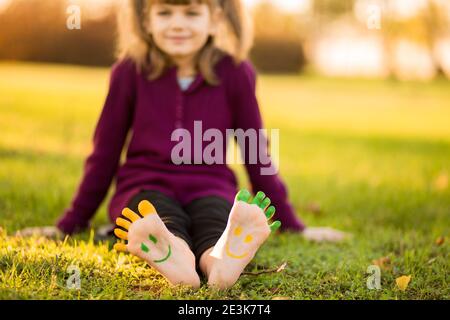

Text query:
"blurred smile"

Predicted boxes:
[[166, 36, 192, 43]]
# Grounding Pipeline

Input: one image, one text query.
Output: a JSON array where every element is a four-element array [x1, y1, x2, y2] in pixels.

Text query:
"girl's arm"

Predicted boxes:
[[230, 60, 305, 232], [56, 59, 136, 234]]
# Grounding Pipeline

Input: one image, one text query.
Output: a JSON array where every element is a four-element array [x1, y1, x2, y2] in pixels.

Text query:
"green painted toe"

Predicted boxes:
[[265, 205, 276, 219], [251, 191, 265, 206], [261, 197, 271, 210], [236, 189, 251, 203], [269, 220, 281, 233]]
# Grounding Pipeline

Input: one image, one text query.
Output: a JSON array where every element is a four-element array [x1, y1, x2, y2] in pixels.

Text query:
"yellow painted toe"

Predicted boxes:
[[122, 208, 141, 222], [114, 228, 128, 240], [113, 242, 128, 252], [116, 217, 131, 230], [138, 200, 157, 216]]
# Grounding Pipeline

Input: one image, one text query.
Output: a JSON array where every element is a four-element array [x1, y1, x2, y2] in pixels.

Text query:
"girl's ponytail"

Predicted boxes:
[[218, 0, 253, 62], [130, 0, 150, 43], [117, 0, 150, 69]]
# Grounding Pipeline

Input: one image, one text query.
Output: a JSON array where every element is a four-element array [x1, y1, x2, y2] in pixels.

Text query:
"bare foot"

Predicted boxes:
[[113, 200, 200, 288], [208, 189, 281, 289]]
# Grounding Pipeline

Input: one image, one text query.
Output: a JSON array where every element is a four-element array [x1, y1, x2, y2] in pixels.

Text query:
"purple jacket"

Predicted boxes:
[[57, 55, 305, 234]]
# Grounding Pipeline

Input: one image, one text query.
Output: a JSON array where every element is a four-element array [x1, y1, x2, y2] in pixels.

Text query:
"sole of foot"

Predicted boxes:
[[208, 189, 281, 289], [113, 200, 200, 289]]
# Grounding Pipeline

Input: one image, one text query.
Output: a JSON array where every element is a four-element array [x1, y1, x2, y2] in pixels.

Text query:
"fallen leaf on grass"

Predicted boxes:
[[435, 236, 445, 246], [372, 256, 392, 270], [271, 296, 291, 300], [396, 275, 411, 291], [433, 172, 448, 191], [242, 261, 287, 276], [276, 261, 287, 272]]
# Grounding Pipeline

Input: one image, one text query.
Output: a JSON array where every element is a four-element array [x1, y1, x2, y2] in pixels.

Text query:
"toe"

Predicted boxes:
[[265, 205, 276, 219], [236, 189, 251, 203], [113, 242, 128, 252], [114, 228, 128, 240], [251, 191, 265, 207], [138, 200, 157, 216], [116, 217, 131, 230], [269, 220, 281, 232], [261, 196, 271, 210], [122, 207, 141, 222]]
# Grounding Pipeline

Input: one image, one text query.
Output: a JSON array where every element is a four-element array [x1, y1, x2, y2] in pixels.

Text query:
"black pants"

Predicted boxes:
[[127, 190, 232, 264]]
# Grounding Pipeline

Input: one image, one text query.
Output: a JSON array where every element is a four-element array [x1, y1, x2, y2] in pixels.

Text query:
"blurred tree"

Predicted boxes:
[[0, 0, 116, 66], [307, 0, 356, 49], [0, 0, 308, 72], [380, 0, 450, 78], [2, 0, 445, 78], [424, 0, 450, 75], [312, 0, 355, 18], [250, 0, 306, 72]]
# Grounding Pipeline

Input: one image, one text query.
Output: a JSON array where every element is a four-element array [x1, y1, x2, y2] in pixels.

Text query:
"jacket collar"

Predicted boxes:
[[168, 66, 205, 94]]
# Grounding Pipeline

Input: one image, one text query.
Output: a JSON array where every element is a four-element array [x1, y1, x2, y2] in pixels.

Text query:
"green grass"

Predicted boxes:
[[0, 61, 449, 299]]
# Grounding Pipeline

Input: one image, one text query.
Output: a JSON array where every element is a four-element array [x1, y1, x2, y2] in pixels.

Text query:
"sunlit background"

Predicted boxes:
[[0, 0, 449, 80]]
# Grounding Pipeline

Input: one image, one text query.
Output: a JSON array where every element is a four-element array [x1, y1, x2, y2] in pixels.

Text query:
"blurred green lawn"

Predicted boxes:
[[0, 62, 448, 299]]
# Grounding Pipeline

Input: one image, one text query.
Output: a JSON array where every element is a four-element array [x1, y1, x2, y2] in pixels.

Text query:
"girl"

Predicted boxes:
[[54, 0, 347, 289]]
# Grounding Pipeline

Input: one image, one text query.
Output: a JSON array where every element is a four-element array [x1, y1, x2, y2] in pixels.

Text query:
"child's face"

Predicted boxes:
[[148, 3, 216, 60]]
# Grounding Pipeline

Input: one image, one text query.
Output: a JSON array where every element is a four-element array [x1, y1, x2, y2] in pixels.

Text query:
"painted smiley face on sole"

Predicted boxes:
[[140, 234, 172, 263], [113, 200, 200, 288], [224, 225, 253, 259], [208, 189, 281, 289]]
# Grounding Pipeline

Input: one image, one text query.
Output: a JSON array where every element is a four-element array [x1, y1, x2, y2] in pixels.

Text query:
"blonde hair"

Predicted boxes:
[[116, 0, 253, 85]]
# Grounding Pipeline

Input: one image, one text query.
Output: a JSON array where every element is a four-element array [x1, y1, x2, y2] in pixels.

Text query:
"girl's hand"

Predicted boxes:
[[302, 227, 351, 243], [15, 226, 64, 239]]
